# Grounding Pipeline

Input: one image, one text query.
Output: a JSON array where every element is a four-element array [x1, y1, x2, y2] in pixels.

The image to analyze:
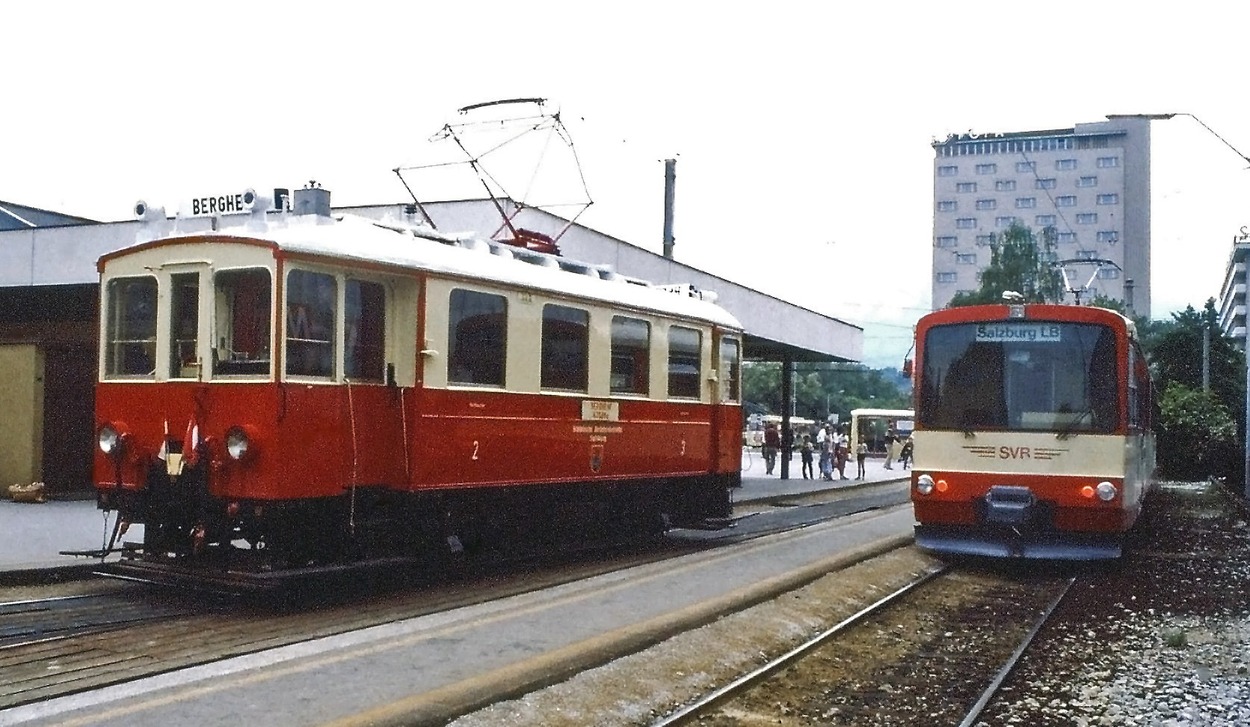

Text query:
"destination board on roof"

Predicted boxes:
[[975, 323, 1062, 343], [184, 190, 256, 217]]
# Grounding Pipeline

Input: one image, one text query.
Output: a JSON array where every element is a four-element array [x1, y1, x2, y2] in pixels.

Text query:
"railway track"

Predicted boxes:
[[0, 591, 206, 651], [654, 565, 1076, 726], [0, 536, 702, 711]]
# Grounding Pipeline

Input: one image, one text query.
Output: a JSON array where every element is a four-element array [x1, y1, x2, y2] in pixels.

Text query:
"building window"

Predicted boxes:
[[1077, 250, 1098, 260], [1058, 232, 1078, 243], [667, 326, 702, 399], [975, 199, 996, 210], [955, 217, 977, 229], [448, 289, 507, 387], [1016, 161, 1035, 173], [285, 269, 337, 378], [1097, 193, 1119, 205], [345, 280, 386, 382], [610, 315, 651, 395], [995, 216, 1017, 228], [994, 179, 1016, 192], [1077, 176, 1098, 188], [938, 165, 958, 177], [541, 304, 589, 392], [1076, 213, 1098, 224], [1097, 156, 1120, 168], [937, 200, 957, 212], [1015, 197, 1037, 209], [1034, 178, 1057, 190], [1056, 195, 1077, 207], [1056, 158, 1078, 171], [936, 272, 958, 283], [935, 236, 958, 247], [976, 163, 997, 175], [1097, 230, 1120, 244], [975, 234, 994, 246], [105, 276, 158, 378], [1035, 214, 1057, 227], [1097, 267, 1121, 279], [956, 253, 977, 264], [956, 182, 977, 193]]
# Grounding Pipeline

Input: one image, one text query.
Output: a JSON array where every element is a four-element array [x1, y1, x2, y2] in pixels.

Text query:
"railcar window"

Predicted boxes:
[[610, 316, 650, 395], [719, 336, 741, 402], [448, 289, 507, 387], [105, 277, 157, 377], [668, 326, 702, 399], [285, 270, 336, 378], [169, 272, 200, 378], [918, 322, 1117, 432], [345, 280, 386, 382], [213, 269, 272, 377], [541, 304, 589, 392]]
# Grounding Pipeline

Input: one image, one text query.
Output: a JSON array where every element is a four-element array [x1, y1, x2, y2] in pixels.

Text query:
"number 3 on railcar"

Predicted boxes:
[[91, 205, 743, 587], [909, 301, 1156, 559]]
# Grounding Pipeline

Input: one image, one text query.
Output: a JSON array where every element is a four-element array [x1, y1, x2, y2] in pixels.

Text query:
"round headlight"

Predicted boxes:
[[916, 473, 935, 495], [1096, 481, 1118, 502], [98, 425, 121, 456], [226, 427, 250, 461]]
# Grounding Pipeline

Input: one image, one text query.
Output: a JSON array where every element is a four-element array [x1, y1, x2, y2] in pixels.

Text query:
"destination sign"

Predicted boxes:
[[184, 189, 258, 217], [975, 323, 1062, 343]]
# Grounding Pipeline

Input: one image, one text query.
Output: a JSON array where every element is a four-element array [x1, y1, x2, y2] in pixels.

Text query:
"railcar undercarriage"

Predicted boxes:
[[95, 462, 737, 589]]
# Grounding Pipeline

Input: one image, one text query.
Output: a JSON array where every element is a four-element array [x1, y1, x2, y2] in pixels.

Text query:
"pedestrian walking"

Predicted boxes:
[[900, 436, 914, 470], [762, 422, 781, 475]]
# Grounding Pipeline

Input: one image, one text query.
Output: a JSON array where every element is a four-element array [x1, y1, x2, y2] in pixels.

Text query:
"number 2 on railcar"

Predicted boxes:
[[91, 199, 743, 587], [909, 301, 1155, 559]]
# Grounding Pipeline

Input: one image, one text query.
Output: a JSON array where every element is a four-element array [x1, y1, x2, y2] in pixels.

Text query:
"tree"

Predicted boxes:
[[1156, 383, 1240, 481], [947, 222, 1064, 307], [1142, 299, 1246, 482], [742, 362, 912, 424]]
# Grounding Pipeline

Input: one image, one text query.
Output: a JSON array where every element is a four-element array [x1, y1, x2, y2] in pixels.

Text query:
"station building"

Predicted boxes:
[[0, 189, 862, 495]]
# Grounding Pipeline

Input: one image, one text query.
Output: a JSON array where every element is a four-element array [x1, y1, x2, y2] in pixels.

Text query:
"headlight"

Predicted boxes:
[[1096, 481, 1118, 502], [916, 473, 935, 495], [98, 425, 121, 456], [226, 426, 251, 461]]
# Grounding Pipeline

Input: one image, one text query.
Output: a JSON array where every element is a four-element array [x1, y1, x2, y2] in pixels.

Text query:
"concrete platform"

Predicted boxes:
[[0, 449, 910, 576]]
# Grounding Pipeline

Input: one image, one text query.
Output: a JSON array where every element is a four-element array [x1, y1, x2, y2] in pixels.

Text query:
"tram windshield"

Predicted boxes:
[[918, 321, 1118, 433]]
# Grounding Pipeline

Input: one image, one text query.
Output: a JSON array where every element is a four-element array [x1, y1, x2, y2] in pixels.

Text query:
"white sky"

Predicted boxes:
[[6, 1, 1250, 367]]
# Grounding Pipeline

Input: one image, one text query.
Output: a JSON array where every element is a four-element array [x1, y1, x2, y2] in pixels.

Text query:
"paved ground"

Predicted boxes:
[[1, 449, 910, 574]]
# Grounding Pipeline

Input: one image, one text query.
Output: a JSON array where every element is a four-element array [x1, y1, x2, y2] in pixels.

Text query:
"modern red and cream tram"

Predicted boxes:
[[909, 302, 1155, 559], [92, 193, 743, 585]]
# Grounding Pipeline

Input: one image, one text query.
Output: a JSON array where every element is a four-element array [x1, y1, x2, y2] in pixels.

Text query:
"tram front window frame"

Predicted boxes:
[[918, 321, 1119, 433]]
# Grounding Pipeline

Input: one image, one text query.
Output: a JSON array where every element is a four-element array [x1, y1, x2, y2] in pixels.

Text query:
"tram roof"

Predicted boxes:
[[105, 212, 744, 331]]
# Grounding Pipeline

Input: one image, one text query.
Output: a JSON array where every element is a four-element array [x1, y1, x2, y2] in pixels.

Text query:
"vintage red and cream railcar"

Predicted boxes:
[[92, 199, 743, 585], [909, 301, 1155, 559]]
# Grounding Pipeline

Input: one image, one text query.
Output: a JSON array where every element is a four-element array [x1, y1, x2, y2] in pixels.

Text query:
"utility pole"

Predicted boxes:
[[662, 159, 676, 260]]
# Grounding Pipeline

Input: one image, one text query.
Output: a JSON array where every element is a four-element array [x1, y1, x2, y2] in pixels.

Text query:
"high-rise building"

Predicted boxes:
[[931, 115, 1153, 315], [1218, 235, 1250, 349]]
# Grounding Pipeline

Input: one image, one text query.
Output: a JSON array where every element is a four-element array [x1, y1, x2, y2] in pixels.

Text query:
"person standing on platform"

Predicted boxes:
[[883, 425, 897, 470], [856, 439, 868, 480], [834, 425, 850, 480], [818, 424, 833, 480], [800, 434, 814, 479], [762, 422, 781, 475], [900, 436, 914, 470]]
